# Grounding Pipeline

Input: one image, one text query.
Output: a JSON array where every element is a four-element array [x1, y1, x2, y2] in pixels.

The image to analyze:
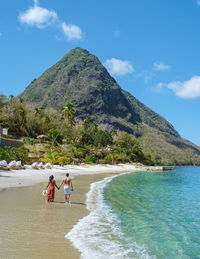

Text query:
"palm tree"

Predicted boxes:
[[16, 106, 26, 124], [16, 105, 27, 135], [9, 95, 14, 101], [61, 102, 76, 126], [34, 107, 42, 116], [19, 97, 24, 104], [51, 102, 76, 146]]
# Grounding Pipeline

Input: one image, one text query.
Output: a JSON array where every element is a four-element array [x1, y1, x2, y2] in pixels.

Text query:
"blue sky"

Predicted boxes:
[[0, 0, 200, 145]]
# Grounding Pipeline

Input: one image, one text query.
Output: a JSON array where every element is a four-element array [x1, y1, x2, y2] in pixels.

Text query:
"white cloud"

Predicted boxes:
[[153, 62, 170, 71], [18, 0, 58, 29], [61, 22, 82, 40], [18, 1, 83, 41], [197, 0, 200, 6], [104, 58, 134, 76], [167, 76, 200, 99]]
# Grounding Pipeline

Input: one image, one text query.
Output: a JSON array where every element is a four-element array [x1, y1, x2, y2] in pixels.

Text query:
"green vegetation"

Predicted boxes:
[[0, 146, 28, 163], [48, 128, 64, 146], [1, 47, 200, 165], [0, 97, 60, 138], [40, 130, 153, 166], [0, 94, 7, 107], [0, 100, 157, 165]]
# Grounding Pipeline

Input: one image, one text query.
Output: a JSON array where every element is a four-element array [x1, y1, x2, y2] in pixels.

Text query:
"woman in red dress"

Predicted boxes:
[[46, 175, 59, 202]]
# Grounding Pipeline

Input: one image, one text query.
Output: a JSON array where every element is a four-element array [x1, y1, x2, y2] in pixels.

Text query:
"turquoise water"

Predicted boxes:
[[104, 167, 200, 258]]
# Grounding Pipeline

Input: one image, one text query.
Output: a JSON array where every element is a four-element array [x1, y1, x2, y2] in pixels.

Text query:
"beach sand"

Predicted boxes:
[[0, 170, 125, 258], [0, 164, 144, 258], [0, 164, 142, 191]]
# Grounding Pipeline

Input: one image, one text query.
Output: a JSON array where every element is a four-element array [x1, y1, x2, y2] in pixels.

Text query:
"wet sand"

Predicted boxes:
[[0, 173, 117, 259]]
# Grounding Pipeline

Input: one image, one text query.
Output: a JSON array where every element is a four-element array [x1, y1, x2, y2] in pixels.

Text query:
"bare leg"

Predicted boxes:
[[65, 194, 68, 202], [67, 194, 71, 203]]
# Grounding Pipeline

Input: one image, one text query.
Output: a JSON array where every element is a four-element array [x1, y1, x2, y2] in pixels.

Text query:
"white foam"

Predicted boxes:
[[66, 174, 153, 259]]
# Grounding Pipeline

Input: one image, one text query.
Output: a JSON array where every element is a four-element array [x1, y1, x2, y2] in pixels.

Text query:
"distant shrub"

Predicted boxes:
[[93, 130, 113, 147], [103, 154, 112, 164], [56, 156, 71, 166], [0, 146, 28, 163], [43, 149, 61, 164], [84, 154, 95, 164], [48, 128, 63, 146], [23, 137, 38, 145]]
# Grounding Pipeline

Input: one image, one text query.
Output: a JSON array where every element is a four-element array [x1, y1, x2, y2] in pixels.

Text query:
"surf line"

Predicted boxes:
[[65, 171, 145, 259]]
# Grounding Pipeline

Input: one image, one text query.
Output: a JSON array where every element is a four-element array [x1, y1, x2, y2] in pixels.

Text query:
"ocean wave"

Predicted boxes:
[[66, 174, 152, 259]]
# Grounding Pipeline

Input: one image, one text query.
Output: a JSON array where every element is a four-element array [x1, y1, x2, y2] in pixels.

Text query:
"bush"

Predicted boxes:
[[103, 154, 112, 164], [43, 149, 61, 164], [84, 154, 96, 164], [0, 146, 28, 163], [48, 128, 63, 146], [23, 137, 38, 145], [93, 130, 113, 147], [57, 156, 71, 165]]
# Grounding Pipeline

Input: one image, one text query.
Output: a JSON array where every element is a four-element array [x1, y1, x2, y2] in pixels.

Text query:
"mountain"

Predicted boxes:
[[20, 47, 200, 165]]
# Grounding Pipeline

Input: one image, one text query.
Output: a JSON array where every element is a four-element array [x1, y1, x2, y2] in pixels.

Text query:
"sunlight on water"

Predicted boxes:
[[104, 167, 200, 258]]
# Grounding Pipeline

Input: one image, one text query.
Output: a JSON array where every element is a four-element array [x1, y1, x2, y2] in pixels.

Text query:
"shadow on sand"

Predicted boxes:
[[53, 201, 86, 206]]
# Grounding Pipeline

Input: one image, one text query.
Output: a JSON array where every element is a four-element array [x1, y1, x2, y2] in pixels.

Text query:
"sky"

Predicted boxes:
[[0, 0, 200, 145]]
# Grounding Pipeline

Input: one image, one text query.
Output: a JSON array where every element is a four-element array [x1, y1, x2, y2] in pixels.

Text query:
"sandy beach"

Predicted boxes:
[[0, 164, 142, 191], [0, 164, 142, 258]]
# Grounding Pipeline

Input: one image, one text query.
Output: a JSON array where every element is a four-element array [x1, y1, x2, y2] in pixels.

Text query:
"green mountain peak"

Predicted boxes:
[[19, 48, 200, 164], [58, 47, 89, 65]]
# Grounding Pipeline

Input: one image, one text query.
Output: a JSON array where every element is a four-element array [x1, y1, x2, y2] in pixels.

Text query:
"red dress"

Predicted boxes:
[[46, 185, 55, 202]]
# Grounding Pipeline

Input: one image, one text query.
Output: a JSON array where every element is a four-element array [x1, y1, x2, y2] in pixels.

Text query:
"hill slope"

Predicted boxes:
[[20, 47, 200, 165]]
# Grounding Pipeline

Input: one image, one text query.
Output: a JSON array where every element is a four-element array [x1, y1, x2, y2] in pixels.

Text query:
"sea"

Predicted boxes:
[[66, 166, 200, 259]]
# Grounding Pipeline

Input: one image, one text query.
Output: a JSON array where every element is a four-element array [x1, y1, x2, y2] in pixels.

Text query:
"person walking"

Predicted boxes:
[[59, 173, 73, 204], [46, 175, 59, 202]]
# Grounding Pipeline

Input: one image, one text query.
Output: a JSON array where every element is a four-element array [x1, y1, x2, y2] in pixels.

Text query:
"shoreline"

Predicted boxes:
[[0, 163, 145, 191], [66, 172, 126, 258], [0, 171, 127, 258], [0, 164, 144, 258]]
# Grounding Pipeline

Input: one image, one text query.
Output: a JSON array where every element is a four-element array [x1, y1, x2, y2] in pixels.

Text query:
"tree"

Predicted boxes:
[[51, 102, 76, 146], [113, 131, 145, 162], [15, 105, 28, 135], [93, 130, 113, 147], [79, 120, 98, 145], [34, 108, 42, 116], [83, 115, 91, 130], [0, 94, 7, 107], [9, 95, 14, 101], [61, 102, 76, 127], [48, 128, 64, 146], [19, 97, 24, 104]]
